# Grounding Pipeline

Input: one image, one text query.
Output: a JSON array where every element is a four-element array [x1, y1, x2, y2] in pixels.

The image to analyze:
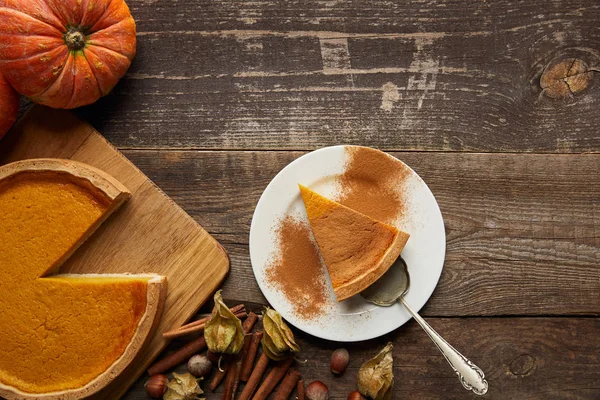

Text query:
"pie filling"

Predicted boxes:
[[0, 171, 152, 394], [299, 184, 409, 301]]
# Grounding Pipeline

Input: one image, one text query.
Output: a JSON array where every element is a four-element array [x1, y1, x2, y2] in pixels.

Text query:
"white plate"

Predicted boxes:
[[249, 145, 446, 342]]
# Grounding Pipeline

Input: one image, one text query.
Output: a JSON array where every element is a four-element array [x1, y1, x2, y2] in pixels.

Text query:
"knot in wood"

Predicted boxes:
[[540, 58, 593, 99], [509, 354, 535, 376]]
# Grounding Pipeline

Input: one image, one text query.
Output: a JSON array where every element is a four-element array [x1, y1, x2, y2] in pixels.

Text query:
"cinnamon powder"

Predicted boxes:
[[266, 215, 328, 319], [336, 146, 409, 223], [265, 147, 408, 317]]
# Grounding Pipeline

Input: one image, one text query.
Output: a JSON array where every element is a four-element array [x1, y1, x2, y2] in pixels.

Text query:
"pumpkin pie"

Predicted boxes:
[[0, 159, 167, 399], [299, 184, 409, 301]]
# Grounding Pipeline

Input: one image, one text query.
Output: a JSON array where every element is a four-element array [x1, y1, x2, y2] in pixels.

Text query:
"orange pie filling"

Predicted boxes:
[[299, 184, 410, 301], [0, 169, 159, 394]]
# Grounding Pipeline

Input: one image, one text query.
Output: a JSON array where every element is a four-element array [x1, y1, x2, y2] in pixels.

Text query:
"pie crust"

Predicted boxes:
[[0, 159, 167, 399], [299, 184, 409, 301]]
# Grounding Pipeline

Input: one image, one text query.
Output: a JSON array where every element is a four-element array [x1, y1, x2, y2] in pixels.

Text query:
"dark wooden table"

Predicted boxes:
[[75, 0, 600, 398]]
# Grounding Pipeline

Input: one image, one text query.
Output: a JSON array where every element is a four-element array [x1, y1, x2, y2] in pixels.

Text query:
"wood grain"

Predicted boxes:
[[124, 317, 600, 399], [4, 0, 599, 398], [0, 106, 230, 399], [121, 150, 600, 316], [75, 0, 600, 152]]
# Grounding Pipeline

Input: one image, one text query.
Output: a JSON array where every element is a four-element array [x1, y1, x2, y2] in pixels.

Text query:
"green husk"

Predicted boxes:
[[357, 342, 394, 400], [204, 290, 245, 354], [261, 307, 300, 360], [163, 372, 203, 400]]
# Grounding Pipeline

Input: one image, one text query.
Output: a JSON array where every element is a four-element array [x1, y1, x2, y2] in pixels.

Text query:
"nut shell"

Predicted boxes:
[[331, 348, 350, 375], [145, 374, 168, 398], [306, 380, 329, 400], [188, 354, 213, 377], [348, 391, 365, 400]]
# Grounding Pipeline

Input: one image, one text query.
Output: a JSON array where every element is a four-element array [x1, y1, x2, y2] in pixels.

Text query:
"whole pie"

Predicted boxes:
[[299, 184, 409, 301], [0, 159, 167, 399]]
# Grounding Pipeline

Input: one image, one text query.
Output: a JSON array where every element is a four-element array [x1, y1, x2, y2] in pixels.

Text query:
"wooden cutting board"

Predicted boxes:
[[0, 106, 230, 399]]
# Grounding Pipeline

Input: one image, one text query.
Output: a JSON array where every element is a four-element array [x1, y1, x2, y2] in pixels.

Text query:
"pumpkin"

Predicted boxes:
[[0, 0, 136, 109], [0, 73, 19, 139]]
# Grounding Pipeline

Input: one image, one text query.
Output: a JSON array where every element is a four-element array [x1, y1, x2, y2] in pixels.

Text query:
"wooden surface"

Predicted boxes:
[[0, 106, 230, 400], [78, 0, 600, 153], [89, 0, 597, 398], [123, 151, 600, 317], [3, 0, 600, 398]]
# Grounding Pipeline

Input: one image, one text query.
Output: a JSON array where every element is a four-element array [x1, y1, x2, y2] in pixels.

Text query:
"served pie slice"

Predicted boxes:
[[0, 159, 167, 400], [299, 184, 409, 301]]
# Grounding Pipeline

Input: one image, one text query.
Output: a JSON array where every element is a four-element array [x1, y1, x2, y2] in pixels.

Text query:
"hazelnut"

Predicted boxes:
[[348, 391, 365, 400], [144, 374, 168, 398], [330, 348, 350, 375], [188, 354, 212, 377], [306, 380, 329, 400]]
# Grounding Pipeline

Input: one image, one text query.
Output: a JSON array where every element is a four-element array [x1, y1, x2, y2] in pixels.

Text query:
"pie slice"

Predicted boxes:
[[299, 184, 409, 301], [0, 159, 167, 399]]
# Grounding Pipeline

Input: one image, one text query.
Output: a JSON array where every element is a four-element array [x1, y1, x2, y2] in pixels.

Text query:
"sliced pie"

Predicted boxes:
[[0, 159, 167, 399], [299, 184, 409, 301]]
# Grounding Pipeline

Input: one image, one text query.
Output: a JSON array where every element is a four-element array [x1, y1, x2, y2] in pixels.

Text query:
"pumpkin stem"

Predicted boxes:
[[64, 28, 86, 51]]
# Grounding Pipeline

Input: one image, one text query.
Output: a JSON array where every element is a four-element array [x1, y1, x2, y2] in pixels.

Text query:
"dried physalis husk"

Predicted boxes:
[[163, 372, 204, 400], [204, 290, 245, 354], [261, 307, 300, 360], [357, 342, 394, 400]]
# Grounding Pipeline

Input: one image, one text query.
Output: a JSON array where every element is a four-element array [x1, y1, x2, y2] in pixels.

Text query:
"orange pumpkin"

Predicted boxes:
[[0, 73, 19, 139], [0, 0, 136, 109]]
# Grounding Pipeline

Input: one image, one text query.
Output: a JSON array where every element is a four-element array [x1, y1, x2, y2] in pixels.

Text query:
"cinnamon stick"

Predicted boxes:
[[273, 369, 301, 400], [296, 380, 305, 400], [252, 357, 294, 400], [241, 333, 253, 356], [242, 311, 259, 333], [193, 304, 246, 327], [168, 304, 245, 331], [237, 352, 270, 400], [240, 331, 263, 381], [223, 335, 251, 399], [207, 350, 220, 363], [210, 361, 229, 391], [147, 336, 206, 376], [209, 310, 257, 395], [222, 362, 237, 399], [220, 311, 259, 397], [212, 311, 256, 397], [222, 339, 247, 400], [163, 310, 247, 339]]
